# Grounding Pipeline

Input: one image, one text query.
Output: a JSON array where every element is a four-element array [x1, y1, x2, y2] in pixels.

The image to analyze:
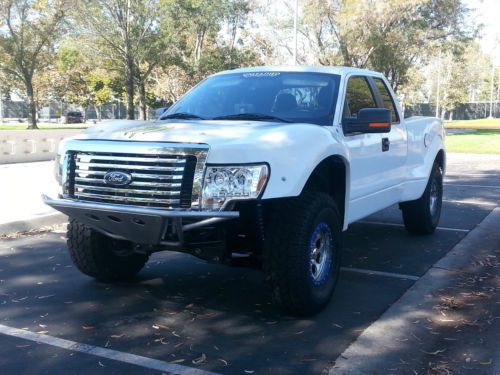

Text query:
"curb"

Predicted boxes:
[[0, 213, 67, 236], [329, 207, 500, 375]]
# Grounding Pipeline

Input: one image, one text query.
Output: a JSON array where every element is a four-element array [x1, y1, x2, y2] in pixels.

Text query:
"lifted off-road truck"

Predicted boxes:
[[44, 66, 445, 316]]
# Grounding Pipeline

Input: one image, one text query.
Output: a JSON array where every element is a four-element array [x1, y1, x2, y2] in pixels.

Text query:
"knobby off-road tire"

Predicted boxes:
[[401, 163, 443, 235], [264, 192, 342, 316], [67, 219, 149, 281]]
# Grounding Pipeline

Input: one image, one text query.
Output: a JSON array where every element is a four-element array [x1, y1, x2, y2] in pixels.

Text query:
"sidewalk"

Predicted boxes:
[[330, 208, 500, 375], [0, 161, 66, 234]]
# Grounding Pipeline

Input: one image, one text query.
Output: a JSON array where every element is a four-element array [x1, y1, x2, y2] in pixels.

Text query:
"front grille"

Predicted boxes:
[[70, 152, 197, 209]]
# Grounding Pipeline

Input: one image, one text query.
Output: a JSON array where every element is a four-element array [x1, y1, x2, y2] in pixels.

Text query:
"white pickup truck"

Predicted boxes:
[[45, 66, 445, 316]]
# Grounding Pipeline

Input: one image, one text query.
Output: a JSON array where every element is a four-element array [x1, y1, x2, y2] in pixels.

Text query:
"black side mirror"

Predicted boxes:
[[344, 108, 392, 134]]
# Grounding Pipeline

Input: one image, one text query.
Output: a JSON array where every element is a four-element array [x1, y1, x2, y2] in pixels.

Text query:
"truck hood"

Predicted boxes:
[[76, 119, 299, 146], [66, 119, 348, 203]]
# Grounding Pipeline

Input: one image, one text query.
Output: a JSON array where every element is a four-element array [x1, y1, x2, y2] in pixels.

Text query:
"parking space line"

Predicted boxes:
[[445, 173, 498, 177], [0, 324, 219, 375], [444, 183, 500, 189], [358, 220, 470, 233], [340, 267, 420, 281], [443, 199, 497, 207]]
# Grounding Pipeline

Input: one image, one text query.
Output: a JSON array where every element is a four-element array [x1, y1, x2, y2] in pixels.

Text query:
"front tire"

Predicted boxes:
[[264, 192, 342, 316], [400, 163, 443, 235], [67, 219, 149, 281]]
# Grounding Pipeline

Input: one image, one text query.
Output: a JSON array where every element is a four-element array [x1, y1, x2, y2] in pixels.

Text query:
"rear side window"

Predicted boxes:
[[373, 78, 399, 123], [344, 77, 377, 118]]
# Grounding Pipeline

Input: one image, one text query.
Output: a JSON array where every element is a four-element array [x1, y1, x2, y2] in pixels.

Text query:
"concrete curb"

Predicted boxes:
[[329, 207, 500, 375], [0, 213, 67, 236]]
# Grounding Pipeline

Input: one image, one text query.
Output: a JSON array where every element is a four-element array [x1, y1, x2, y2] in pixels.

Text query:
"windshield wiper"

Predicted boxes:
[[212, 113, 292, 123], [160, 112, 205, 120]]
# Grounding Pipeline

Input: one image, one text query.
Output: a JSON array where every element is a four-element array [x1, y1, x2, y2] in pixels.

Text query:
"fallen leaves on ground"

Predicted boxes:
[[169, 358, 185, 364], [217, 358, 229, 366], [152, 324, 169, 330], [192, 353, 206, 365], [420, 349, 446, 356]]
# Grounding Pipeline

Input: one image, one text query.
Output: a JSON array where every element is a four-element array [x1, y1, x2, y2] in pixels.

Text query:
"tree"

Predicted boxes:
[[441, 44, 491, 118], [160, 0, 258, 84], [295, 0, 476, 91], [0, 0, 67, 129], [74, 0, 170, 120], [53, 41, 125, 119]]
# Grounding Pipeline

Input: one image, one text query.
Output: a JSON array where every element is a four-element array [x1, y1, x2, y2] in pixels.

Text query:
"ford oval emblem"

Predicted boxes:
[[103, 171, 132, 186]]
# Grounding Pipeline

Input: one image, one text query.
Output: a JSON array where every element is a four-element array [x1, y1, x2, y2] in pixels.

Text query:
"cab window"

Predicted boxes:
[[373, 78, 399, 123], [343, 77, 377, 119]]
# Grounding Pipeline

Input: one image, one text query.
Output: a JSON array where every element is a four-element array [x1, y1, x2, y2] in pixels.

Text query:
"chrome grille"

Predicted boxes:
[[70, 152, 197, 209]]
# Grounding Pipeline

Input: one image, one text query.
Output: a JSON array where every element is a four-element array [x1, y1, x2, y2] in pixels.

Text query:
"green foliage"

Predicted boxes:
[[300, 0, 476, 91], [0, 0, 68, 128], [87, 70, 112, 106]]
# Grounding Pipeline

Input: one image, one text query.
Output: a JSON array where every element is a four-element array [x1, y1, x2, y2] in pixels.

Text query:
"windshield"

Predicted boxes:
[[165, 72, 341, 126]]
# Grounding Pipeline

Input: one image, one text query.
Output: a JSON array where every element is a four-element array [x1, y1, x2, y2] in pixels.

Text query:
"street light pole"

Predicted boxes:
[[292, 0, 298, 65], [0, 86, 3, 124], [489, 66, 495, 118], [435, 53, 441, 118]]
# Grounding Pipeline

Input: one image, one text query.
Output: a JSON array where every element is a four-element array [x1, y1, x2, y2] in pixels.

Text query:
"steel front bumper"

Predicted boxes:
[[42, 195, 239, 246]]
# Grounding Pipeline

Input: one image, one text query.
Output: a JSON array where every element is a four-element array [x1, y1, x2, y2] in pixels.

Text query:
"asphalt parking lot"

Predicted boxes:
[[0, 153, 499, 375]]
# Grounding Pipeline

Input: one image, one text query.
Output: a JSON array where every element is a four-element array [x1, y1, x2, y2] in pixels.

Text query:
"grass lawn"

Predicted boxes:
[[0, 123, 89, 130], [445, 118, 500, 129], [446, 130, 500, 154]]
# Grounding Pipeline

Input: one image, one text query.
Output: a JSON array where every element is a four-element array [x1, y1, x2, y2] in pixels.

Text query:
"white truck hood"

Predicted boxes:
[[71, 119, 347, 200], [77, 119, 291, 146]]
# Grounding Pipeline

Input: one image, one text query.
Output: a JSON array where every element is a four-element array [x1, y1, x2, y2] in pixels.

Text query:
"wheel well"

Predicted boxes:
[[302, 156, 347, 226], [435, 149, 445, 172], [436, 150, 444, 168]]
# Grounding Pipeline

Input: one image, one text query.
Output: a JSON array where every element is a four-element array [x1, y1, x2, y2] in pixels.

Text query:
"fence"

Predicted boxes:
[[0, 100, 158, 122], [404, 102, 500, 120]]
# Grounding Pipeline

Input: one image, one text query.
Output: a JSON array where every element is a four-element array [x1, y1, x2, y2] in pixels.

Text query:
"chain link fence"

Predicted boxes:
[[0, 100, 157, 122], [404, 102, 500, 120]]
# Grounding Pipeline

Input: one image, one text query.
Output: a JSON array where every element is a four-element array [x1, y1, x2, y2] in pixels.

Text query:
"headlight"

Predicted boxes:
[[201, 164, 269, 210], [54, 153, 71, 195]]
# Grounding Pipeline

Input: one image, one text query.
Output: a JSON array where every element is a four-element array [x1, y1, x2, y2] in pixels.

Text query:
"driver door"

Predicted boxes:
[[342, 75, 397, 223]]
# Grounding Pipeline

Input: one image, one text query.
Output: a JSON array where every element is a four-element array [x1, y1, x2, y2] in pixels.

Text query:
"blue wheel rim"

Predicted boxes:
[[309, 222, 334, 286]]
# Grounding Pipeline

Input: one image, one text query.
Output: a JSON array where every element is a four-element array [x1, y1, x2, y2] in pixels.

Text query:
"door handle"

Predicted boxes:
[[382, 137, 390, 152]]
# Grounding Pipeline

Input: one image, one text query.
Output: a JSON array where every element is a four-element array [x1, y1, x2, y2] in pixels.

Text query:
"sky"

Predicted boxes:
[[464, 0, 500, 64]]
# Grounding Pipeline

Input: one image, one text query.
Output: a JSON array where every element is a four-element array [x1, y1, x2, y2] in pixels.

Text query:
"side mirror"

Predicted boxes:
[[344, 108, 392, 134]]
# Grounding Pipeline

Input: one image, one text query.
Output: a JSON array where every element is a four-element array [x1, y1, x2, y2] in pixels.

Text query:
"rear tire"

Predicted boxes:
[[264, 192, 342, 316], [400, 163, 443, 235], [67, 219, 149, 281]]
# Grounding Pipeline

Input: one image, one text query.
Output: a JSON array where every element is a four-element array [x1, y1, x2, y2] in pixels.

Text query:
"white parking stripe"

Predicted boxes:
[[445, 183, 500, 189], [358, 220, 470, 233], [0, 324, 220, 375], [445, 172, 498, 180], [443, 199, 497, 207], [340, 267, 420, 281], [445, 173, 498, 177]]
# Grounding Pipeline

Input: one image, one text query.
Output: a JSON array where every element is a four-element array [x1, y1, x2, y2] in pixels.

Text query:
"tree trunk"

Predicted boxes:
[[125, 76, 135, 120], [139, 81, 147, 120], [25, 79, 38, 129], [94, 104, 101, 121], [125, 58, 135, 120]]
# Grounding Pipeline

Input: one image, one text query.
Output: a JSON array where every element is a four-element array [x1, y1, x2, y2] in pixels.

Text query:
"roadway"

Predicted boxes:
[[0, 153, 499, 374]]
